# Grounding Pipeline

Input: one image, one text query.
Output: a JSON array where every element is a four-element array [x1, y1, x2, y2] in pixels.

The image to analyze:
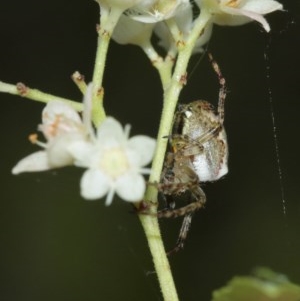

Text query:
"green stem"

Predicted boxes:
[[0, 81, 82, 111], [71, 71, 87, 94], [139, 214, 179, 301], [91, 6, 123, 126], [139, 9, 212, 301], [142, 43, 173, 88], [149, 8, 212, 186]]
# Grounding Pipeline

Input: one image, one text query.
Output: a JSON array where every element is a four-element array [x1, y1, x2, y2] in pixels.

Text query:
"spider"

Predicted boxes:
[[155, 54, 229, 254]]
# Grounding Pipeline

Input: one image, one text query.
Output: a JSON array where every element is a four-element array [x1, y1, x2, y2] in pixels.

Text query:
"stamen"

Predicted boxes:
[[28, 133, 47, 148], [28, 133, 38, 143]]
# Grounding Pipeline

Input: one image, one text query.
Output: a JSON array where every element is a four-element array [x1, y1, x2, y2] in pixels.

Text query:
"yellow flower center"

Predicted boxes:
[[100, 148, 129, 179]]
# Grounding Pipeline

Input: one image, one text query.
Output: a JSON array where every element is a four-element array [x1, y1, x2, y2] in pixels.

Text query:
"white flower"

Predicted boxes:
[[94, 0, 156, 34], [69, 117, 156, 205], [196, 0, 283, 32], [154, 3, 213, 53], [127, 0, 189, 23], [12, 84, 156, 206], [12, 101, 88, 174], [112, 14, 154, 46]]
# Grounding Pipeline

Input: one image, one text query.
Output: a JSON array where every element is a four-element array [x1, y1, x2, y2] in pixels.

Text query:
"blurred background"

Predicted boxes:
[[0, 0, 299, 300]]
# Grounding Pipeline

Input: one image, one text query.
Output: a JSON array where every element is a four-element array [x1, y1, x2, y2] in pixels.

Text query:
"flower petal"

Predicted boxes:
[[197, 0, 283, 32], [96, 117, 125, 146], [129, 0, 189, 23], [212, 12, 251, 27], [80, 169, 111, 201], [128, 135, 156, 166], [68, 140, 96, 167], [112, 15, 154, 46], [241, 0, 283, 15], [47, 133, 85, 168], [219, 0, 283, 32], [12, 151, 50, 174], [42, 101, 81, 124], [115, 172, 146, 202], [40, 101, 82, 139], [221, 5, 271, 31]]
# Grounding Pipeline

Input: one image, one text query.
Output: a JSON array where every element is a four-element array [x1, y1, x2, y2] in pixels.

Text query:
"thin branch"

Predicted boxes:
[[0, 81, 83, 111]]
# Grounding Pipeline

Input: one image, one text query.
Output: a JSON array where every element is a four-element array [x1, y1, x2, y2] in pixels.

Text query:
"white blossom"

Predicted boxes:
[[154, 3, 213, 53], [69, 117, 156, 205], [127, 0, 189, 23], [12, 101, 89, 174], [94, 0, 156, 32], [112, 14, 154, 46], [195, 0, 283, 32], [12, 84, 156, 206]]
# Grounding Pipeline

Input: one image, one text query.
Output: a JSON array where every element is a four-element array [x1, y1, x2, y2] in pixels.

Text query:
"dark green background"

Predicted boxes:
[[0, 1, 299, 300]]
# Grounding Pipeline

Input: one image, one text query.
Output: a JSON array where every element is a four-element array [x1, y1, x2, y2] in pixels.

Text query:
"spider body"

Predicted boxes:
[[157, 54, 228, 253], [172, 100, 228, 182]]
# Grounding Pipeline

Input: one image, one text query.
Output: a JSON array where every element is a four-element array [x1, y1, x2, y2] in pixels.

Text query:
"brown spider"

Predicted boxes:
[[156, 54, 228, 254]]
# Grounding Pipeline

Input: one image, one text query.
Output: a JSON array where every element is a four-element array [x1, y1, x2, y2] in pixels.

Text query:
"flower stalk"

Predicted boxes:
[[147, 7, 212, 189], [139, 8, 212, 301], [0, 81, 82, 111], [91, 7, 124, 126]]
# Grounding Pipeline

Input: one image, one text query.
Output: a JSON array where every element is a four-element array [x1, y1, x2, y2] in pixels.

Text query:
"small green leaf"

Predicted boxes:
[[212, 268, 300, 301]]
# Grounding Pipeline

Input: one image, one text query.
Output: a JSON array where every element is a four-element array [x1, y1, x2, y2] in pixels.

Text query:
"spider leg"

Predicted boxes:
[[157, 184, 206, 218], [208, 53, 226, 124], [158, 179, 206, 254], [171, 126, 222, 158], [167, 212, 194, 255], [157, 199, 204, 218]]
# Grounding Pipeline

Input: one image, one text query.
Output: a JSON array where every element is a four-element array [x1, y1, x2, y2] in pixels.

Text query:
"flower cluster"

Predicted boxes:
[[107, 0, 282, 56], [11, 0, 283, 205], [12, 85, 156, 205]]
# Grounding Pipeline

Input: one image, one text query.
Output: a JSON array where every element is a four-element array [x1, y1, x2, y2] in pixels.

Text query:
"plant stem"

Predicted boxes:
[[91, 6, 123, 126], [149, 8, 212, 188], [141, 42, 174, 88], [71, 71, 87, 94], [139, 9, 212, 301], [139, 213, 179, 301], [0, 81, 82, 111]]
